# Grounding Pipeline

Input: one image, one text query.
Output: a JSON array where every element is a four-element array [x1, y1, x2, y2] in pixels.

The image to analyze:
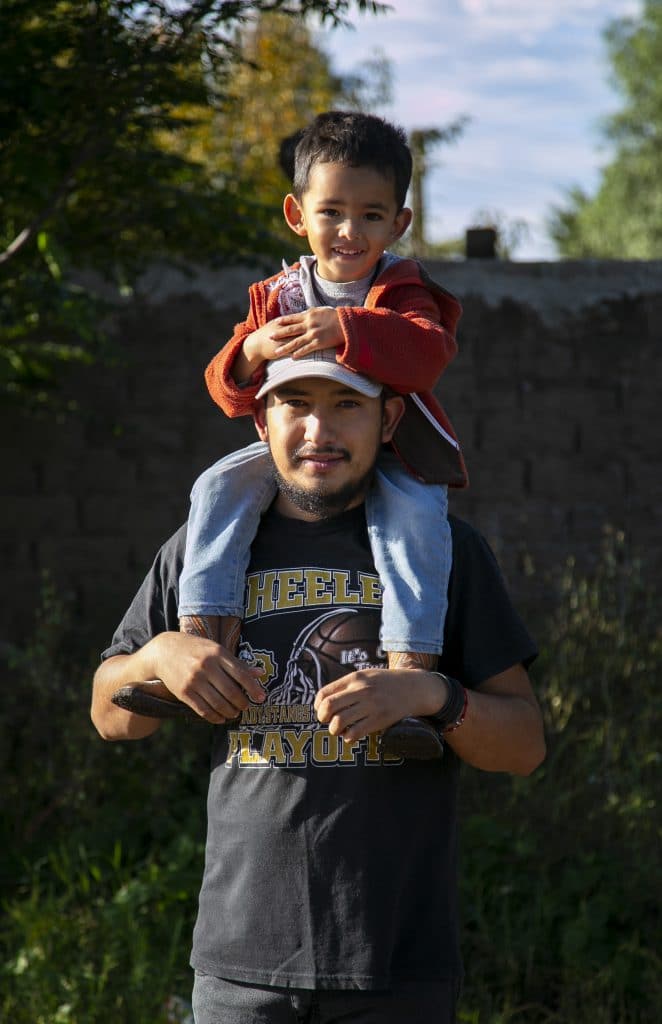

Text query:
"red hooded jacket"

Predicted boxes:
[[205, 257, 468, 487]]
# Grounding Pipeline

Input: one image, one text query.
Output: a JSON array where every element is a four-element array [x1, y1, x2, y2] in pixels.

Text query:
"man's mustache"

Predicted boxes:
[[292, 445, 350, 462]]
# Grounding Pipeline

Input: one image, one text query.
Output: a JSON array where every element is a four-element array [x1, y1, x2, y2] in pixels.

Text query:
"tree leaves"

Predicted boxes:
[[549, 1, 662, 258], [0, 0, 387, 405]]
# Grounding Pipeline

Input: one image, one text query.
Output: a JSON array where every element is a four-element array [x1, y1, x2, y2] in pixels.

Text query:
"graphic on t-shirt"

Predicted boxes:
[[237, 640, 277, 690], [244, 567, 383, 621], [226, 607, 398, 768], [270, 608, 385, 705]]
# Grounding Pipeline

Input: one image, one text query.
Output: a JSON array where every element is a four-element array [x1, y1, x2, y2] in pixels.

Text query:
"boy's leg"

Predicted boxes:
[[366, 454, 452, 760], [112, 444, 274, 720], [366, 453, 451, 661], [179, 612, 242, 654], [179, 441, 275, 619]]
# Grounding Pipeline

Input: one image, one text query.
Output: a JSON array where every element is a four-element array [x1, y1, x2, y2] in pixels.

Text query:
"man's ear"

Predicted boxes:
[[381, 394, 405, 443], [283, 193, 308, 237], [253, 400, 268, 441], [391, 207, 413, 242]]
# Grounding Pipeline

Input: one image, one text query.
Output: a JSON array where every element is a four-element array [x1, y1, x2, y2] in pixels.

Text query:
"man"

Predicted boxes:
[[91, 353, 545, 1024]]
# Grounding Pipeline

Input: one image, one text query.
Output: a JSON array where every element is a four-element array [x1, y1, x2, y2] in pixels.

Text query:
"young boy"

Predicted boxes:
[[180, 111, 467, 670], [185, 108, 467, 638]]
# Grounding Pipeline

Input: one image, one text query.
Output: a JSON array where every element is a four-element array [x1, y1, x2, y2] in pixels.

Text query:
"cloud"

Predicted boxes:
[[319, 0, 642, 257], [459, 0, 640, 42]]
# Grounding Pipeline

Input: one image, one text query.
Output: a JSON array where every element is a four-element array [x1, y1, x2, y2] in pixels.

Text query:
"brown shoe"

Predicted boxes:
[[111, 677, 198, 719], [380, 649, 444, 759], [379, 716, 444, 760], [111, 615, 242, 719]]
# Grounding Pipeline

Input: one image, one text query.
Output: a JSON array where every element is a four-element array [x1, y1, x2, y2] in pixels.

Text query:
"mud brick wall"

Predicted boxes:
[[2, 259, 660, 650]]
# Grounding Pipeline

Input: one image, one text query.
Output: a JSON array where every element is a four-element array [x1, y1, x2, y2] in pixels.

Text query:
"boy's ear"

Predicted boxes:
[[283, 193, 308, 237], [391, 206, 413, 242]]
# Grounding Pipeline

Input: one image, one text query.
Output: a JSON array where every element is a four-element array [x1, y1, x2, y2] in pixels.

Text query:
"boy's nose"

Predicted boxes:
[[338, 218, 360, 240]]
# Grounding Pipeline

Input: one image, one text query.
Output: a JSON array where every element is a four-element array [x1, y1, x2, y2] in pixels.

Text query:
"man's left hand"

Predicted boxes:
[[314, 669, 448, 741]]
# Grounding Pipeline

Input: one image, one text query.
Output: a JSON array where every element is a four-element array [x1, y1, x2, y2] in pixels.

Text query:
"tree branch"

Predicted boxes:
[[0, 143, 97, 268]]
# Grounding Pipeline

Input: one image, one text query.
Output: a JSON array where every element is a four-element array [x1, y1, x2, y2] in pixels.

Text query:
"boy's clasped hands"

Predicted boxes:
[[244, 306, 343, 365]]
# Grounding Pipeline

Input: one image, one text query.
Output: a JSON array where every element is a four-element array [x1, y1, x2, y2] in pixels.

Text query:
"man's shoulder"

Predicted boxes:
[[446, 514, 503, 580], [153, 522, 187, 573], [443, 514, 538, 681], [448, 513, 483, 547]]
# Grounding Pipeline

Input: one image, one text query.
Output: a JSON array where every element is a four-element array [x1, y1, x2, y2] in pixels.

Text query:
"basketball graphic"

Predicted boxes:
[[268, 608, 385, 706]]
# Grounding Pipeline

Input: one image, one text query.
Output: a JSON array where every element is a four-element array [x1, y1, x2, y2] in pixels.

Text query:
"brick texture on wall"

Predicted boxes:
[[3, 259, 660, 650]]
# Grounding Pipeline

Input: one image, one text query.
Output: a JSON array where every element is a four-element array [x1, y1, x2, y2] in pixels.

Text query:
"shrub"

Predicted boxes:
[[1, 837, 200, 1024], [459, 529, 661, 1023], [1, 573, 209, 1020]]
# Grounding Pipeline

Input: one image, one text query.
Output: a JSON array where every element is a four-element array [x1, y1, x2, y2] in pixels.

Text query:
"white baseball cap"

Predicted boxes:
[[255, 349, 382, 400]]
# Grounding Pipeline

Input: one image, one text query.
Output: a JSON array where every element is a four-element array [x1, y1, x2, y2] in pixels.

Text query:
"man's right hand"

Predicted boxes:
[[142, 631, 266, 724], [91, 632, 265, 740]]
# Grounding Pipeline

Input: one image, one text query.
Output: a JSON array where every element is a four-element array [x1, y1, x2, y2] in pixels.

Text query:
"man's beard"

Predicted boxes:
[[266, 446, 377, 519]]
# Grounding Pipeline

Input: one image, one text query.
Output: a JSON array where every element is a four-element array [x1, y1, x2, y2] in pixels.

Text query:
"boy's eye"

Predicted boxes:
[[320, 208, 339, 218], [365, 212, 384, 221]]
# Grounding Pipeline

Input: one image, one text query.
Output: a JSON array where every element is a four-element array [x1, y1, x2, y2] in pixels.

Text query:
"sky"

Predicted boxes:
[[319, 0, 642, 259]]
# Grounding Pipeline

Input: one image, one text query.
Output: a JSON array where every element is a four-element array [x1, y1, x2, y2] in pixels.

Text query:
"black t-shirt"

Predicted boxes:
[[102, 509, 537, 990]]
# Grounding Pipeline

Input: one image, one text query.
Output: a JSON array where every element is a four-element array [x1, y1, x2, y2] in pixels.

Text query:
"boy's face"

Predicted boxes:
[[283, 162, 412, 283]]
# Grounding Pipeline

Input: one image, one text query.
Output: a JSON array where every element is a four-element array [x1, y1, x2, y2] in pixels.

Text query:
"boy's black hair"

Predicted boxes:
[[279, 128, 305, 183], [291, 111, 412, 210]]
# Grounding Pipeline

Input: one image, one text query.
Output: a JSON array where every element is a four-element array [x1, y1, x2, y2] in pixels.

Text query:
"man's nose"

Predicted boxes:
[[303, 410, 335, 445]]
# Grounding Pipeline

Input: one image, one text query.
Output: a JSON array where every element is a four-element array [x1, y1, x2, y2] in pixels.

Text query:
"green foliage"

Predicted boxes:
[[1, 255, 104, 411], [550, 1, 662, 258], [459, 528, 661, 1022], [0, 0, 387, 405], [0, 573, 211, 870], [0, 572, 211, 1020], [2, 533, 659, 1020], [2, 838, 200, 1023], [157, 12, 392, 253]]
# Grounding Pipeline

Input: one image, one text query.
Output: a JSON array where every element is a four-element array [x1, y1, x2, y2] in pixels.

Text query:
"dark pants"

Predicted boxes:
[[192, 972, 459, 1024]]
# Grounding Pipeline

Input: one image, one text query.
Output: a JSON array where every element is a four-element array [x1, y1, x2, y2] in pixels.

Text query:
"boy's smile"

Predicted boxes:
[[284, 162, 412, 284]]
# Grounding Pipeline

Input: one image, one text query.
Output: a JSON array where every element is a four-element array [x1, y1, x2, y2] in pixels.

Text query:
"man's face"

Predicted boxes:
[[254, 378, 404, 521], [283, 162, 412, 284]]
